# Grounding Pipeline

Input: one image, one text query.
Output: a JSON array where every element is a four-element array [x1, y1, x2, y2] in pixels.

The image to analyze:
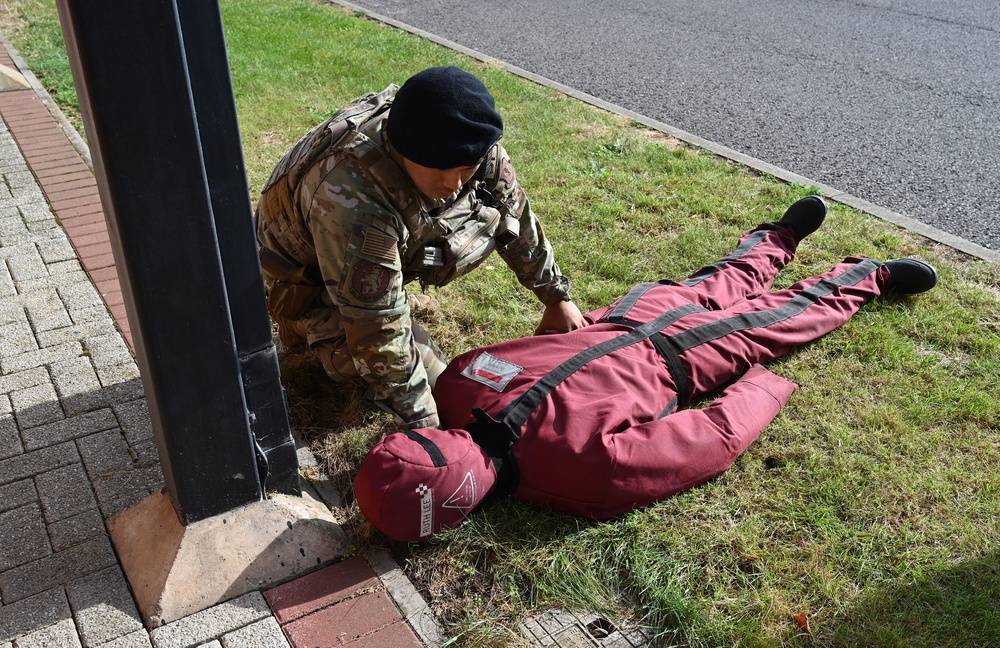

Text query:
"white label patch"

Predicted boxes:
[[443, 471, 478, 511], [460, 352, 522, 392], [416, 483, 434, 538]]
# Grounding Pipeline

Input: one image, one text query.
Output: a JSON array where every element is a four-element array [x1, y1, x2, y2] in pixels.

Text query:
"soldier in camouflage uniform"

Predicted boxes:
[[256, 66, 586, 429]]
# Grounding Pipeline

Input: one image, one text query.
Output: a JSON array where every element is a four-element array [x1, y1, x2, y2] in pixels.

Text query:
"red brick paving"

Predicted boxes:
[[265, 557, 379, 624], [93, 277, 119, 295], [60, 221, 106, 239], [281, 590, 421, 648], [80, 252, 116, 274], [37, 168, 92, 182], [85, 266, 120, 284], [52, 204, 103, 221], [67, 231, 109, 249], [102, 290, 124, 308], [0, 87, 132, 349], [345, 621, 423, 648], [265, 557, 419, 648], [51, 195, 103, 212]]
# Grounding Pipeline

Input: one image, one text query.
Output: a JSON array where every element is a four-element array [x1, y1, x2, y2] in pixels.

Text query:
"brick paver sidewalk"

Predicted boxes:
[[1, 34, 441, 648]]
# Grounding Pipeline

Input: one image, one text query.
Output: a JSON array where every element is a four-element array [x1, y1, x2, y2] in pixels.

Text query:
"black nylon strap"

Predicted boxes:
[[682, 228, 775, 287], [464, 408, 520, 500], [498, 303, 706, 431], [648, 332, 692, 406], [607, 281, 659, 321], [657, 396, 679, 419], [602, 317, 692, 412], [403, 430, 447, 467], [669, 260, 881, 352]]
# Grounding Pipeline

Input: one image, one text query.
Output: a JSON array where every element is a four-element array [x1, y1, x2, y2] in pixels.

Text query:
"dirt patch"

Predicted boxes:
[[574, 120, 615, 142], [636, 126, 686, 150]]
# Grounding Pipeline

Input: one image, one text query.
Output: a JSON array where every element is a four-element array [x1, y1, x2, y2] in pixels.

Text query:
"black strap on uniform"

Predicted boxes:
[[667, 259, 882, 353], [461, 303, 702, 498], [497, 303, 706, 433], [465, 407, 520, 500], [602, 279, 701, 413], [648, 331, 692, 410], [681, 227, 775, 287], [605, 281, 659, 321], [588, 316, 693, 416]]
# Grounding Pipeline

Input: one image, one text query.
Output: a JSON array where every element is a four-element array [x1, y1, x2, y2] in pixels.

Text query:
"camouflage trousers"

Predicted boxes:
[[274, 315, 448, 388]]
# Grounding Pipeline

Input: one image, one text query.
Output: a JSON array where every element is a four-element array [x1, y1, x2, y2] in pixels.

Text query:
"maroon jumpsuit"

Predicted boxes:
[[433, 223, 893, 519]]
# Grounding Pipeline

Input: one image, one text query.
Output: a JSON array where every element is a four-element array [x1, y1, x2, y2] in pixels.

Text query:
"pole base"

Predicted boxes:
[[0, 64, 31, 91], [107, 488, 348, 628]]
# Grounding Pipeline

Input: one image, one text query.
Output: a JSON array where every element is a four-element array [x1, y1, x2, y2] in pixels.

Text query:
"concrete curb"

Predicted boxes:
[[368, 549, 445, 648], [325, 0, 999, 264]]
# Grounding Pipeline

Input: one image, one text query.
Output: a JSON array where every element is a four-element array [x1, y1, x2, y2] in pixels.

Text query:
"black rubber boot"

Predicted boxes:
[[885, 258, 938, 294], [778, 196, 827, 242]]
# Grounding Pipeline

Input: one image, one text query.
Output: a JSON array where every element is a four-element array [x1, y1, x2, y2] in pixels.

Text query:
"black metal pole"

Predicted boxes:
[[54, 0, 298, 524], [174, 0, 300, 497]]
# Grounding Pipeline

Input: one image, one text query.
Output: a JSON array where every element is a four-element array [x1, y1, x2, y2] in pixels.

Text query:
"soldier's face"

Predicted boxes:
[[402, 157, 480, 200]]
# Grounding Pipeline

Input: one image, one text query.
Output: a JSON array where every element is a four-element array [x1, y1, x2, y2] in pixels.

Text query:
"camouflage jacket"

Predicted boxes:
[[256, 91, 571, 428]]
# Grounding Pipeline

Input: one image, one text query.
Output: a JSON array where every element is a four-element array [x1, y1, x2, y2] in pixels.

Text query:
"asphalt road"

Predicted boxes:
[[340, 0, 999, 254]]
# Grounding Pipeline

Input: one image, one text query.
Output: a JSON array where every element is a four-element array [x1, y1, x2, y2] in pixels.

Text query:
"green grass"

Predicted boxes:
[[4, 1, 1000, 646]]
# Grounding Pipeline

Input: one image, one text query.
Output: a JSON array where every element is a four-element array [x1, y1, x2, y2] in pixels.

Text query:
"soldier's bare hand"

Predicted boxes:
[[535, 300, 587, 335]]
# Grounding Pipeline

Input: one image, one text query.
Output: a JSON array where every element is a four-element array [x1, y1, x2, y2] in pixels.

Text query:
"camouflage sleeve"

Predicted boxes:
[[484, 143, 572, 305], [304, 160, 440, 428]]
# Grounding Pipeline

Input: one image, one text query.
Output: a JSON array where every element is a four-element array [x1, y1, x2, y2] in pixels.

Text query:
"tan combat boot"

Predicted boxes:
[[408, 292, 440, 319], [274, 316, 308, 351]]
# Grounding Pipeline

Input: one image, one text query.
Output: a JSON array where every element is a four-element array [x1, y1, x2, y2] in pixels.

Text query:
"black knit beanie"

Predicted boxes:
[[386, 66, 503, 169]]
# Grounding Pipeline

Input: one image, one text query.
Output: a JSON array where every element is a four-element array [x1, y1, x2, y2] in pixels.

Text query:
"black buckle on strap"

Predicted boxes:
[[466, 407, 518, 451], [465, 408, 519, 500]]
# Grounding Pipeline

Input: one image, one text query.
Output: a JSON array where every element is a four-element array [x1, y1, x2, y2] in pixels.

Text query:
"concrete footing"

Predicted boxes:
[[107, 488, 348, 628]]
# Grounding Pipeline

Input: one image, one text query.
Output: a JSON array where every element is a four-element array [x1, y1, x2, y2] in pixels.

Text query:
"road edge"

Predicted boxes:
[[326, 0, 999, 264]]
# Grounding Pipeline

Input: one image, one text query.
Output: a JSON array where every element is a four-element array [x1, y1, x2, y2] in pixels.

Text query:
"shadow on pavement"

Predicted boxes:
[[0, 378, 160, 643]]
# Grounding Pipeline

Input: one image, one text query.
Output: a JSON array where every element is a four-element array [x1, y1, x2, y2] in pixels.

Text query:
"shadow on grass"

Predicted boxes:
[[831, 552, 1000, 647], [277, 348, 390, 488]]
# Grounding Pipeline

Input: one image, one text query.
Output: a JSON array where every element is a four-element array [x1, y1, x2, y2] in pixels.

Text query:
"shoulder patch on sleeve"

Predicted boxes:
[[349, 261, 392, 302], [347, 222, 401, 268], [361, 229, 398, 263], [460, 352, 523, 392]]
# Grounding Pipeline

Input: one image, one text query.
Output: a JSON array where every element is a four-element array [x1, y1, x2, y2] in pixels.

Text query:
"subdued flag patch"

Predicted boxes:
[[362, 229, 397, 263]]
